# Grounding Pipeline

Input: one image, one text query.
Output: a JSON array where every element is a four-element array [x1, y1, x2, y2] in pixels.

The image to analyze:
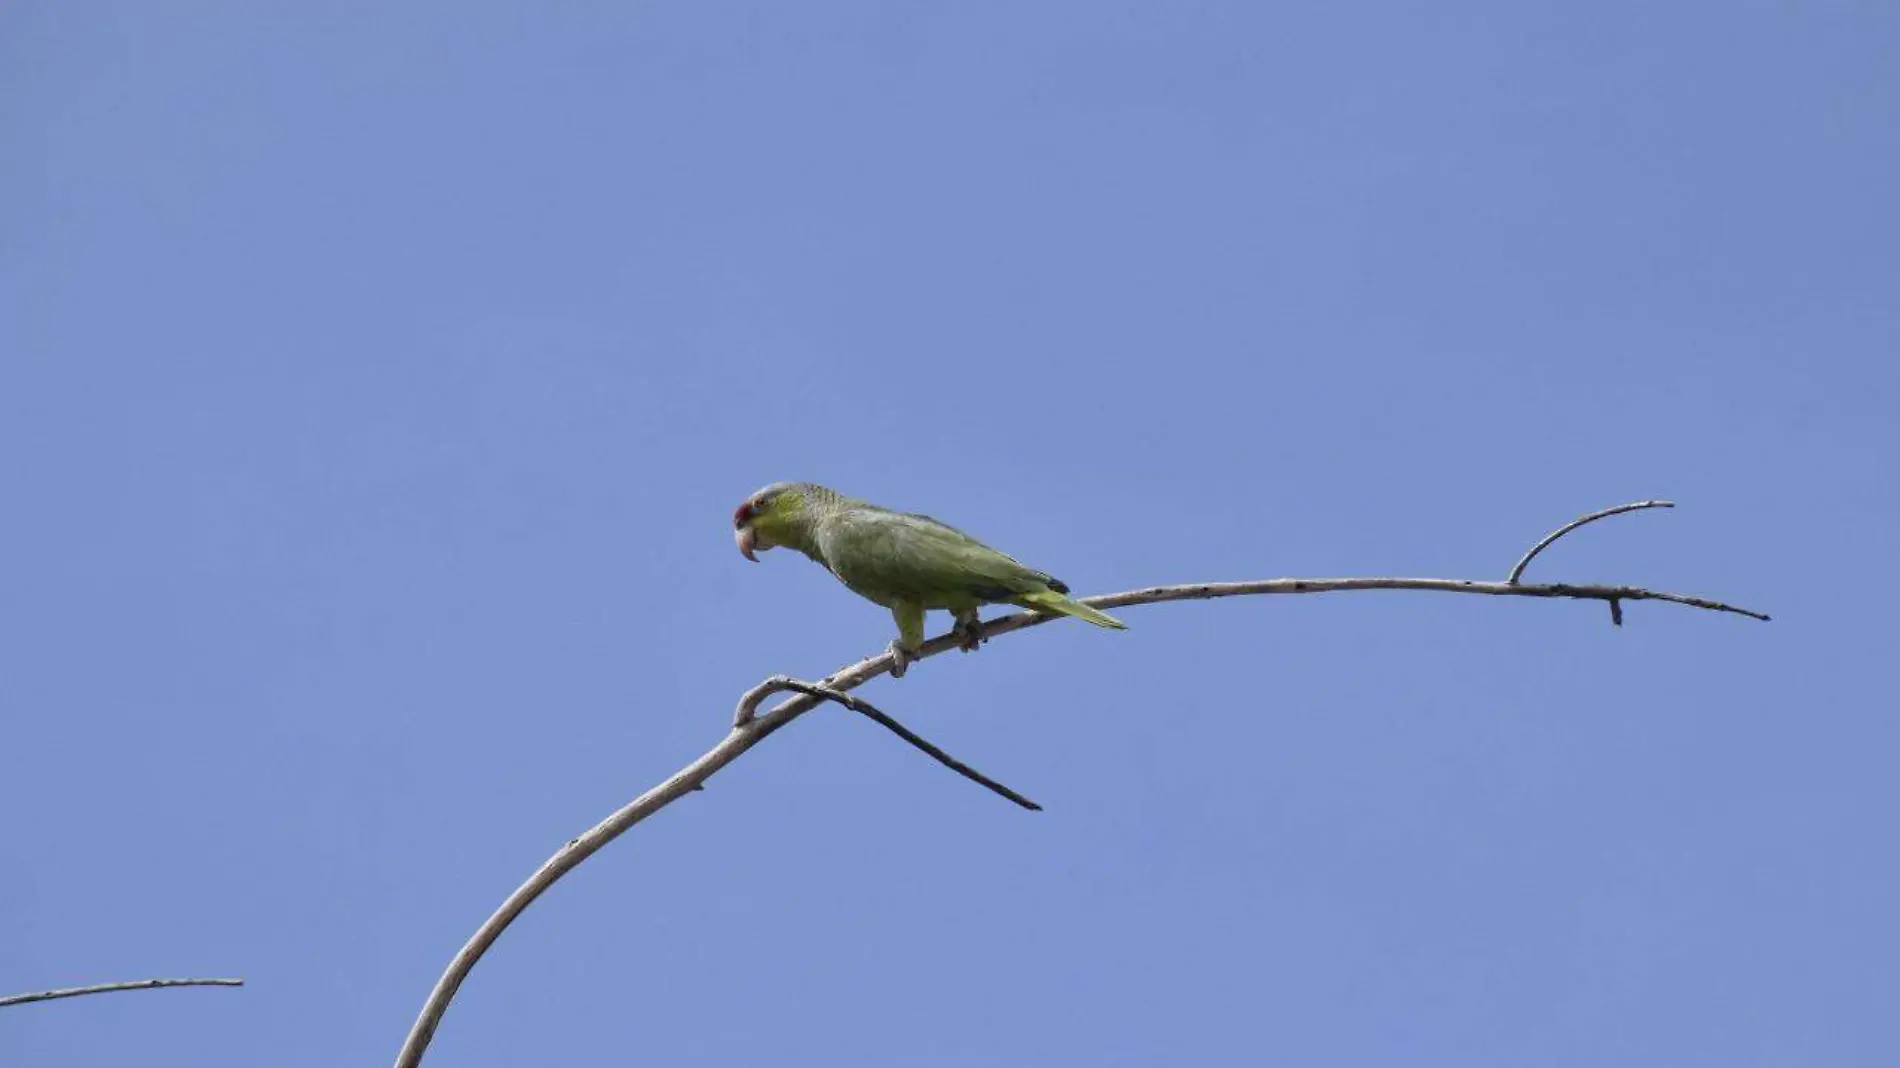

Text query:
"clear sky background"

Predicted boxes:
[[3, 3, 1894, 1065]]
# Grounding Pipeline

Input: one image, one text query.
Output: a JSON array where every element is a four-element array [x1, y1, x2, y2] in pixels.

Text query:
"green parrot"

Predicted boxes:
[[733, 481, 1126, 677]]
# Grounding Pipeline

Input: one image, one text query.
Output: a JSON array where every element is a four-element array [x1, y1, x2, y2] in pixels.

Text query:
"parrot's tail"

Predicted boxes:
[[1016, 589, 1128, 630]]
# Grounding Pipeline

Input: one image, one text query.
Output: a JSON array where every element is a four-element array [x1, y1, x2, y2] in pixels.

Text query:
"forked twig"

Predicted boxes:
[[393, 501, 1767, 1068], [741, 675, 1040, 811]]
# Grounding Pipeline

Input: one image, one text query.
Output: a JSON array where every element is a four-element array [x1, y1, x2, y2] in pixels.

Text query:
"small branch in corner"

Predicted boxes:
[[0, 978, 245, 1010]]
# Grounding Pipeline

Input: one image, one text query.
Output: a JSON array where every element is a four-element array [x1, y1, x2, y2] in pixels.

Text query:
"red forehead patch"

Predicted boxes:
[[732, 501, 753, 527]]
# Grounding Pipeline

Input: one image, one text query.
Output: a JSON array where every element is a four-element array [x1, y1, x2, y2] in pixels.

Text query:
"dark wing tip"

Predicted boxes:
[[1047, 577, 1070, 594]]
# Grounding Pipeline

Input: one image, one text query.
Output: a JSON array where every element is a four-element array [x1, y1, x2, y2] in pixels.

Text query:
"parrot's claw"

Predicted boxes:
[[952, 614, 985, 652], [887, 640, 918, 678]]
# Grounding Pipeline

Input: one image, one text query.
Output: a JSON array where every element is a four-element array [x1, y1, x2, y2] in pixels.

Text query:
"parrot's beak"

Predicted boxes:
[[735, 525, 759, 562]]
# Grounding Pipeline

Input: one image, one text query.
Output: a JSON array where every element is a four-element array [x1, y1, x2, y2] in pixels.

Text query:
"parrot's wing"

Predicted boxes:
[[822, 509, 1064, 602]]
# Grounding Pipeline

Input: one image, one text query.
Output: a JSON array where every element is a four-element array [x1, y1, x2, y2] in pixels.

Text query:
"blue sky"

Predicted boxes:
[[2, 2, 1894, 1065]]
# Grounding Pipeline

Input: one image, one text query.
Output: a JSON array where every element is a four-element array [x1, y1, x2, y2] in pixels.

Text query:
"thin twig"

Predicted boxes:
[[0, 978, 244, 1009], [1508, 500, 1675, 584], [749, 675, 1041, 810], [393, 502, 1767, 1068]]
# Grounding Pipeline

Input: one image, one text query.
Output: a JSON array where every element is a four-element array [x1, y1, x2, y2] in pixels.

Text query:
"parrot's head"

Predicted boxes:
[[733, 481, 816, 562]]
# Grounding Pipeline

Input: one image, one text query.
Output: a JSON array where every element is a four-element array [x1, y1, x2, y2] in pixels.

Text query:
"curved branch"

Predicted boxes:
[[1508, 500, 1675, 584], [393, 503, 1767, 1068], [0, 977, 244, 1009]]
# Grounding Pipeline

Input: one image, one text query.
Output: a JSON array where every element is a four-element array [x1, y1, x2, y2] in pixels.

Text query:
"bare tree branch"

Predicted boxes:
[[1508, 499, 1676, 584], [393, 502, 1768, 1068], [741, 675, 1042, 811], [0, 977, 244, 1009], [1082, 575, 1767, 624]]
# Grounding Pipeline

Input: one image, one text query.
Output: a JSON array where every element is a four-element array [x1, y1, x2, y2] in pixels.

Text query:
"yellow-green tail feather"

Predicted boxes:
[[1016, 589, 1128, 630]]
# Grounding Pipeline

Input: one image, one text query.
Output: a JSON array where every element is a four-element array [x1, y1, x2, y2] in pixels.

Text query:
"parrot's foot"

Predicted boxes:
[[887, 640, 920, 678], [951, 613, 985, 652]]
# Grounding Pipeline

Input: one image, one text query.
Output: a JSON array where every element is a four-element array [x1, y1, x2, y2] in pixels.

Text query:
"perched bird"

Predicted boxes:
[[733, 482, 1126, 677]]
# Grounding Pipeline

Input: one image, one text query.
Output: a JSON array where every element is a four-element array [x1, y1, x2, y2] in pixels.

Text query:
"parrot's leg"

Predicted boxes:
[[951, 608, 985, 652], [887, 601, 926, 678]]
